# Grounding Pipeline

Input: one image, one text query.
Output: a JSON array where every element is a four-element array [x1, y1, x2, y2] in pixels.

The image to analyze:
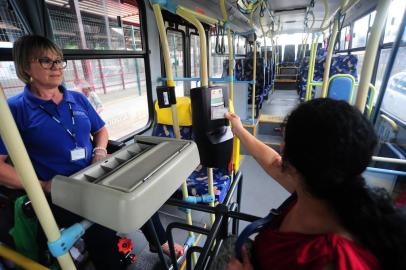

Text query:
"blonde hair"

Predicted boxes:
[[12, 35, 63, 85]]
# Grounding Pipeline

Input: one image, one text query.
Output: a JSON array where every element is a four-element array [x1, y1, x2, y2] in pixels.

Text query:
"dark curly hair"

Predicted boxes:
[[283, 98, 406, 270]]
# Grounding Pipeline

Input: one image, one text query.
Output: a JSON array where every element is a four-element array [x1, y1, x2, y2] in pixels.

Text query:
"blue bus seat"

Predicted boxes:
[[244, 57, 267, 117], [298, 52, 358, 100], [152, 98, 232, 203], [327, 74, 355, 102]]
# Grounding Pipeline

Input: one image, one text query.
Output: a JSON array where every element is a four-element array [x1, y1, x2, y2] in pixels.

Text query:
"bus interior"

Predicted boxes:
[[0, 0, 406, 269]]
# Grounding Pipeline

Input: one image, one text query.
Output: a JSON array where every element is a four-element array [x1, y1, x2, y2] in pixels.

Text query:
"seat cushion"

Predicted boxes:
[[174, 165, 232, 204], [152, 124, 193, 140]]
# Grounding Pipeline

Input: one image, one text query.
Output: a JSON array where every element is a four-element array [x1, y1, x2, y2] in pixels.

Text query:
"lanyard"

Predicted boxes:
[[39, 103, 78, 146]]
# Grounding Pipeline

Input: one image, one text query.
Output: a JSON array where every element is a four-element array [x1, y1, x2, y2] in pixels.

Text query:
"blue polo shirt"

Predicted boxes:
[[0, 86, 105, 181]]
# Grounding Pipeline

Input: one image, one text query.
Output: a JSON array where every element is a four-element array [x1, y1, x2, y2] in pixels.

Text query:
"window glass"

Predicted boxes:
[[238, 36, 246, 55], [383, 0, 406, 44], [0, 1, 28, 48], [380, 46, 406, 124], [210, 55, 227, 78], [190, 34, 200, 88], [352, 14, 370, 48], [0, 58, 148, 140], [339, 26, 350, 50], [46, 0, 142, 51], [167, 30, 184, 96], [0, 61, 25, 97], [66, 58, 148, 140], [375, 48, 392, 93], [210, 35, 228, 54]]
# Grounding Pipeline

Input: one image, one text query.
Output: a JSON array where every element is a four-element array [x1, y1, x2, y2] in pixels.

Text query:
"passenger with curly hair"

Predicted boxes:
[[226, 98, 406, 270]]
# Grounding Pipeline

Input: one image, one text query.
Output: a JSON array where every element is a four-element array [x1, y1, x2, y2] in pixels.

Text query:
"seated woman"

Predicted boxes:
[[225, 99, 406, 270], [0, 35, 183, 269]]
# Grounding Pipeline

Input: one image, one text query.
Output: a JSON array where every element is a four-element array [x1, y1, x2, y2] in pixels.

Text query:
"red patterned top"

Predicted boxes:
[[253, 201, 380, 270]]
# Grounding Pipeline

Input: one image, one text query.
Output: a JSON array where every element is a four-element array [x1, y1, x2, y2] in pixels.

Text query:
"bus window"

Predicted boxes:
[[380, 45, 406, 125], [190, 33, 200, 88], [383, 0, 406, 44], [0, 1, 27, 48], [46, 0, 142, 51], [339, 26, 350, 51], [0, 2, 31, 97], [376, 48, 393, 91], [235, 35, 246, 55], [210, 36, 227, 78], [167, 29, 185, 96], [0, 62, 25, 98], [65, 58, 148, 140], [352, 13, 373, 49], [42, 0, 151, 140]]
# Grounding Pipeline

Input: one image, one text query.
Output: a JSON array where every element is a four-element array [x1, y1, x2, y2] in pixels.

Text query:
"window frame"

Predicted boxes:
[[0, 0, 154, 143], [189, 31, 200, 77], [165, 27, 187, 78]]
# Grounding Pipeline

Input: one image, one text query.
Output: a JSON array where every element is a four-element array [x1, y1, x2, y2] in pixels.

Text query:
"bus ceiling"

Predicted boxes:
[[168, 0, 378, 36]]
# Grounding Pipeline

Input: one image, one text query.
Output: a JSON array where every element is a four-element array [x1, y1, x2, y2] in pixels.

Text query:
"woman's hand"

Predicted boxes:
[[92, 148, 108, 164], [40, 180, 52, 193], [226, 246, 254, 270], [225, 112, 243, 136]]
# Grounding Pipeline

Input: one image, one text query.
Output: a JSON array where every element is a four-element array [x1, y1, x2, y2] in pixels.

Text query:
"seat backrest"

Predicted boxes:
[[152, 97, 193, 140], [327, 74, 355, 102], [330, 54, 358, 79]]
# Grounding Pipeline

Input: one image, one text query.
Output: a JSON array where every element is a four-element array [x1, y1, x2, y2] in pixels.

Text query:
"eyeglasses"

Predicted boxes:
[[35, 58, 67, 69]]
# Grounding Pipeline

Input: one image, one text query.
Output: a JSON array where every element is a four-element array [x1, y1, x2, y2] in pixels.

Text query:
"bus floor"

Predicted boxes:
[[261, 89, 299, 118]]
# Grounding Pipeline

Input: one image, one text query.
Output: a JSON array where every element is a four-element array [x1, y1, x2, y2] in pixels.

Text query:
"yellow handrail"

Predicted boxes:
[[305, 36, 319, 101], [380, 114, 399, 131], [366, 83, 377, 118], [152, 4, 194, 238], [0, 244, 49, 270], [177, 9, 208, 87], [220, 0, 241, 172], [0, 89, 76, 269], [176, 7, 215, 225], [355, 0, 391, 112]]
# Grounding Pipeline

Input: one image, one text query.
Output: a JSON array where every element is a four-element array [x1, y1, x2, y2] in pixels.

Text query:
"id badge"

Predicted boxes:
[[70, 147, 86, 161]]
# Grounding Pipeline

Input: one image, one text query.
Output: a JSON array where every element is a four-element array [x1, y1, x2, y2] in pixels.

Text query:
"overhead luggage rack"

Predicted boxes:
[[51, 136, 200, 233]]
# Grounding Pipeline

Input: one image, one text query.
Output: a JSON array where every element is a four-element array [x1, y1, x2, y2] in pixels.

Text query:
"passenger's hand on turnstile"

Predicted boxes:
[[226, 246, 253, 270], [225, 112, 243, 136]]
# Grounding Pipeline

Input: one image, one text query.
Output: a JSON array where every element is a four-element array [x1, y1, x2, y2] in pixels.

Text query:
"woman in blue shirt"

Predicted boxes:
[[0, 35, 183, 269]]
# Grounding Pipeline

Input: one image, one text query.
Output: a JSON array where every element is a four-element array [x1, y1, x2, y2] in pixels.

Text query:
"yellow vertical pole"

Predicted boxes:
[[355, 0, 391, 112], [176, 8, 215, 224], [0, 87, 76, 270], [248, 2, 260, 121], [220, 0, 241, 172], [321, 16, 339, 97], [260, 17, 267, 67], [321, 0, 348, 97], [219, 0, 234, 101], [251, 42, 257, 120], [152, 3, 194, 237], [305, 36, 319, 101]]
